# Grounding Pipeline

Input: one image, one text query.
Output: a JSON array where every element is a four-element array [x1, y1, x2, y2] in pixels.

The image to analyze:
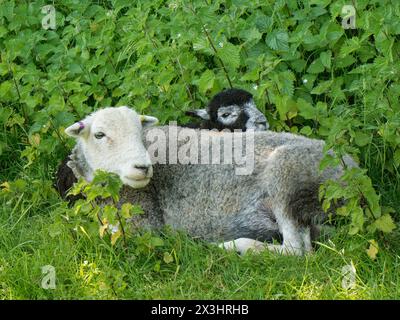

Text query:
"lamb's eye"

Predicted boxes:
[[94, 132, 106, 139], [222, 113, 230, 118]]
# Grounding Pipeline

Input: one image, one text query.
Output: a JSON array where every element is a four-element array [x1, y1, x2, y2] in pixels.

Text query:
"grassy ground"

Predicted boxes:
[[0, 145, 399, 300]]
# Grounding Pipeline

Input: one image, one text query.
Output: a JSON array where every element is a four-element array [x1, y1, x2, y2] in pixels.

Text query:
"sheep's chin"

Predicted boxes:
[[122, 177, 151, 189]]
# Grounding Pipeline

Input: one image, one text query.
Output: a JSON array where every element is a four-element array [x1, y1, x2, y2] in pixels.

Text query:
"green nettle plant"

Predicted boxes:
[[67, 170, 176, 269], [0, 0, 399, 254], [68, 170, 136, 247]]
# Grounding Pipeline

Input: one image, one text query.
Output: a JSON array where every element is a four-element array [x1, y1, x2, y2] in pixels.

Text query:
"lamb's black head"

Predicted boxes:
[[186, 88, 268, 131]]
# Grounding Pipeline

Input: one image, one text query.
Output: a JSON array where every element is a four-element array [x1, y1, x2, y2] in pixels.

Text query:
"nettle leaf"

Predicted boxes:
[[54, 111, 76, 128], [301, 74, 317, 90], [0, 25, 8, 38], [375, 31, 394, 58], [240, 68, 260, 81], [320, 50, 332, 69], [120, 203, 133, 219], [163, 252, 174, 264], [197, 69, 215, 94], [324, 21, 344, 44], [217, 42, 240, 69], [0, 62, 9, 77], [103, 205, 118, 224], [339, 37, 361, 58], [335, 55, 356, 68], [311, 80, 332, 95], [336, 206, 350, 217], [0, 107, 12, 125], [373, 214, 396, 233], [316, 102, 328, 118], [150, 236, 164, 248], [47, 93, 65, 115], [240, 27, 262, 42], [291, 59, 307, 72], [366, 239, 379, 260], [265, 30, 289, 52], [353, 131, 372, 147], [297, 98, 316, 120], [0, 81, 14, 100], [307, 58, 325, 74], [192, 37, 213, 55], [299, 126, 313, 136], [99, 223, 108, 238], [275, 95, 297, 120], [272, 70, 295, 97], [111, 229, 122, 246], [349, 207, 364, 235]]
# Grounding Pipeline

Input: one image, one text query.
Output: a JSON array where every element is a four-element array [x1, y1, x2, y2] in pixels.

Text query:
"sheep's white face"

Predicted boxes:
[[65, 106, 158, 189]]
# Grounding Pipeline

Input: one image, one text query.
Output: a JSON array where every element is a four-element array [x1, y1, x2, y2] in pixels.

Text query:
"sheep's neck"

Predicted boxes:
[[67, 142, 94, 182]]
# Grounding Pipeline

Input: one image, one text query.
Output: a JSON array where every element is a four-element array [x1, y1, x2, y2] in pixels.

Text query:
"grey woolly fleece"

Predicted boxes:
[[65, 126, 357, 244]]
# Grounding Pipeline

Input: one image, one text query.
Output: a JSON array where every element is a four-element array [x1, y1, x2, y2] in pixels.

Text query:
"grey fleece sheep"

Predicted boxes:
[[59, 106, 357, 255]]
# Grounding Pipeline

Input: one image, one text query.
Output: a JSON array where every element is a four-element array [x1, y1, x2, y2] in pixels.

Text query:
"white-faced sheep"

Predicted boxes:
[[185, 88, 268, 131], [57, 106, 357, 255]]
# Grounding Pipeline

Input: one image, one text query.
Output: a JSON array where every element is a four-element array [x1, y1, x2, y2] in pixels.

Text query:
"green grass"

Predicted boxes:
[[1, 157, 399, 300], [1, 203, 399, 300]]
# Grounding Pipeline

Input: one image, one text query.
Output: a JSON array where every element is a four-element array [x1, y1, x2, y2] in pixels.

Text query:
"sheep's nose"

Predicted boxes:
[[126, 164, 152, 181], [134, 165, 150, 175], [254, 121, 267, 131]]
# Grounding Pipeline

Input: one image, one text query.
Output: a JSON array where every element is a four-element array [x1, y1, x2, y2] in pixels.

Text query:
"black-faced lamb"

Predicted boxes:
[[185, 88, 268, 131], [56, 106, 357, 255]]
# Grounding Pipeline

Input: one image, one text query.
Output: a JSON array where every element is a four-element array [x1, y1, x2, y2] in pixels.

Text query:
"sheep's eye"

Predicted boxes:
[[94, 132, 106, 139], [222, 113, 230, 118]]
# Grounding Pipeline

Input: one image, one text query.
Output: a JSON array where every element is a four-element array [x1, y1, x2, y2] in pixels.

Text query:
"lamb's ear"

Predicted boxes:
[[140, 115, 159, 128], [185, 109, 210, 120], [65, 120, 90, 138]]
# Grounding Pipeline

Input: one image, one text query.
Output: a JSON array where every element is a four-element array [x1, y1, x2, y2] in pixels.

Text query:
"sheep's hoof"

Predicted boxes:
[[219, 238, 266, 255]]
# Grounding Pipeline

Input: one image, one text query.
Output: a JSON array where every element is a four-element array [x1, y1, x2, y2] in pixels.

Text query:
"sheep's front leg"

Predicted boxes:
[[266, 208, 305, 256], [218, 236, 305, 256], [217, 217, 312, 256]]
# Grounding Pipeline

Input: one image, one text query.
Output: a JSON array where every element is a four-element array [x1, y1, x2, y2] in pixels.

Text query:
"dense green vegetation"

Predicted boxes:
[[0, 0, 399, 299]]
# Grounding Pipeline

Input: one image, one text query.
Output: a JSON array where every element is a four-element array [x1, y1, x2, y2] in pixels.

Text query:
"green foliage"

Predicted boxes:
[[0, 0, 399, 251], [65, 170, 173, 272], [68, 170, 136, 247], [320, 167, 396, 235]]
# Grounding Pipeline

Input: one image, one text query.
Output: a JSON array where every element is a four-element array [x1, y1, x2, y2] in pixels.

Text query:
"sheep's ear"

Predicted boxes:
[[140, 115, 159, 127], [65, 120, 90, 138], [185, 109, 210, 120]]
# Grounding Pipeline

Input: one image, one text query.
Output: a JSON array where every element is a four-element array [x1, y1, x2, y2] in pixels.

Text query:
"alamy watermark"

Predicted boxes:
[[41, 5, 56, 30], [41, 265, 56, 289], [341, 5, 356, 29], [341, 264, 356, 290], [145, 123, 255, 175]]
